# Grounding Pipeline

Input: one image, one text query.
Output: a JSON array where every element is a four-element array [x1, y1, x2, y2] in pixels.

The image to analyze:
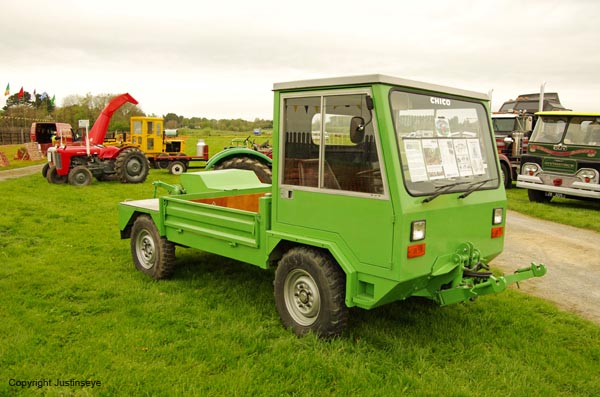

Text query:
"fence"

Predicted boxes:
[[0, 127, 30, 145]]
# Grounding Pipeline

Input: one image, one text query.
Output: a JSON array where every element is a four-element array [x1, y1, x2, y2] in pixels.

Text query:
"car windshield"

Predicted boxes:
[[390, 90, 499, 196]]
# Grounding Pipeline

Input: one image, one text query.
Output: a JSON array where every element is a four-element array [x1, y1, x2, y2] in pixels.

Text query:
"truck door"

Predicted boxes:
[[276, 91, 394, 268]]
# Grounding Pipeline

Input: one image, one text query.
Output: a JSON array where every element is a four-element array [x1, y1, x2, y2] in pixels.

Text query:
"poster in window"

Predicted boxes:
[[404, 140, 428, 182], [453, 139, 473, 177], [467, 139, 485, 175], [438, 139, 460, 178], [422, 139, 444, 180]]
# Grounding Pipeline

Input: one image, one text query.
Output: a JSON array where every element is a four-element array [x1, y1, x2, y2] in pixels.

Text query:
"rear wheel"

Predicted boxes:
[[130, 215, 175, 279], [168, 160, 187, 175], [155, 153, 170, 169], [214, 156, 272, 183], [115, 148, 150, 183], [528, 189, 552, 203], [68, 165, 93, 186], [274, 247, 347, 337], [46, 166, 67, 184]]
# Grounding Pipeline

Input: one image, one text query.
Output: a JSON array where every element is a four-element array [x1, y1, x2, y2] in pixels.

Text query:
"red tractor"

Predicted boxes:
[[44, 93, 150, 186]]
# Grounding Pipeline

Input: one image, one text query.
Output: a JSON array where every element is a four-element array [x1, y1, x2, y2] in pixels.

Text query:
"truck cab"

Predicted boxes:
[[517, 112, 600, 202], [492, 112, 532, 187], [119, 75, 546, 337]]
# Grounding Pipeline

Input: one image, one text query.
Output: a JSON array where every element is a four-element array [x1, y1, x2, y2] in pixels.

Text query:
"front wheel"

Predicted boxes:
[[41, 163, 50, 178], [130, 215, 175, 279], [274, 247, 347, 337], [68, 165, 93, 186], [501, 163, 512, 189], [46, 165, 67, 184]]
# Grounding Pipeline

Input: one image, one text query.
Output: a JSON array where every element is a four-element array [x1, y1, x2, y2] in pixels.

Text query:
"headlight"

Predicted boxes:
[[410, 220, 426, 241], [492, 208, 503, 225], [576, 168, 599, 184], [522, 163, 540, 176]]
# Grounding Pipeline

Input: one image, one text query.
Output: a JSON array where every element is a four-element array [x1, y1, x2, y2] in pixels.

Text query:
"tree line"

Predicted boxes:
[[1, 91, 272, 137]]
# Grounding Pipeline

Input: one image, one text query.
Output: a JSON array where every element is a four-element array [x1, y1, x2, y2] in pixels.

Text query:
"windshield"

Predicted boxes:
[[492, 117, 517, 134], [391, 90, 499, 196], [529, 116, 567, 143], [563, 117, 600, 147]]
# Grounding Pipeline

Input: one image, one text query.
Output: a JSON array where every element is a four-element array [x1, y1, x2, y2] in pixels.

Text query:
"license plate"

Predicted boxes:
[[552, 193, 566, 199]]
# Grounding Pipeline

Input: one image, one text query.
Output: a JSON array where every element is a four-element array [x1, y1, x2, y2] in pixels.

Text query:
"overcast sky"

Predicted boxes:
[[1, 0, 599, 119]]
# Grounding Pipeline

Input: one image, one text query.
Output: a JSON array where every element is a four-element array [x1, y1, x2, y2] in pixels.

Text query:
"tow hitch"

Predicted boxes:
[[436, 262, 547, 306]]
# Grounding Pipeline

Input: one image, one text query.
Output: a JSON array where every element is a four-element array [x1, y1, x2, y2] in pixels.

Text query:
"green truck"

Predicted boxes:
[[118, 75, 546, 337], [517, 111, 600, 202]]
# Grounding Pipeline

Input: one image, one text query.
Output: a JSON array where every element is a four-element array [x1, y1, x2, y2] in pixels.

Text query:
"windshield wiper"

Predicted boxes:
[[458, 179, 497, 199], [422, 181, 472, 203]]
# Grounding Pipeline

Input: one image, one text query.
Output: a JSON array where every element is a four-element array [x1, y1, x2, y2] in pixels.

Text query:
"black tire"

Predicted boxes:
[[130, 215, 176, 280], [528, 189, 552, 203], [214, 156, 272, 183], [46, 165, 67, 184], [68, 165, 93, 186], [168, 160, 187, 175], [115, 148, 150, 183], [501, 162, 512, 189], [155, 153, 170, 169], [274, 247, 348, 337], [41, 163, 50, 178]]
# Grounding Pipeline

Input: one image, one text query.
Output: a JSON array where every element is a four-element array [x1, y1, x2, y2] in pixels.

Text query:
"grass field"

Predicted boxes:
[[506, 185, 600, 232], [1, 140, 599, 396]]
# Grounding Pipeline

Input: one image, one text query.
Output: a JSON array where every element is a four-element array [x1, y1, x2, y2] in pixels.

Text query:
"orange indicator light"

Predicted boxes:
[[408, 243, 426, 258], [491, 226, 504, 238]]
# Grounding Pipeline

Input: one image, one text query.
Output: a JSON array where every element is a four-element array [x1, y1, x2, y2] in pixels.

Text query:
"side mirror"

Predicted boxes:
[[350, 116, 365, 143]]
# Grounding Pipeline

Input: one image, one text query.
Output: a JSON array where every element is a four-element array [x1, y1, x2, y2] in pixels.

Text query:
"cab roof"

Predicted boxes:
[[536, 111, 600, 117], [273, 74, 488, 100]]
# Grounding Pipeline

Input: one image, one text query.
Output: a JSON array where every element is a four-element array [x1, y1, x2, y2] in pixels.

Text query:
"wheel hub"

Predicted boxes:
[[127, 159, 142, 175], [284, 270, 320, 326], [136, 231, 156, 269]]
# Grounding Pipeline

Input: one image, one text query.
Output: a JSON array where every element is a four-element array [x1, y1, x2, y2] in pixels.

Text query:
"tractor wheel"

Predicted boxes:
[[115, 147, 150, 184], [41, 163, 50, 178], [528, 189, 552, 203], [168, 160, 187, 175], [501, 163, 512, 189], [274, 247, 348, 337], [214, 156, 272, 183], [131, 215, 176, 280], [68, 165, 93, 186], [46, 165, 67, 184]]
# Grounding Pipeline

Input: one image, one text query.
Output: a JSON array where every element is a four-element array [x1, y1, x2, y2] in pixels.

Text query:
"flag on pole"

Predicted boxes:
[[4, 83, 8, 96], [18, 86, 24, 99]]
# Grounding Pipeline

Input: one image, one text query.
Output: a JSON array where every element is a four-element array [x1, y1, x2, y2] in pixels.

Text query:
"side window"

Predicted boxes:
[[282, 96, 321, 187], [133, 121, 142, 134], [282, 93, 383, 194]]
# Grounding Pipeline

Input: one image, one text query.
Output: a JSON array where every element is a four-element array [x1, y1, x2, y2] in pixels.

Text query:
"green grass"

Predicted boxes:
[[1, 169, 599, 396], [506, 185, 600, 232]]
